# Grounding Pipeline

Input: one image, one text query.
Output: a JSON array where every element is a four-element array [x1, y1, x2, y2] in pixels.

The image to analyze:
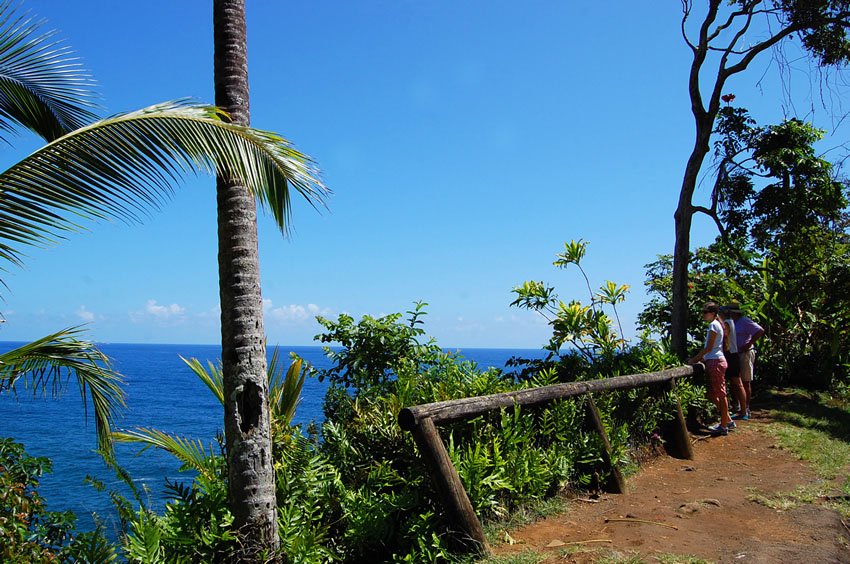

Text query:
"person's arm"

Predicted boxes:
[[689, 328, 718, 365], [742, 327, 765, 351]]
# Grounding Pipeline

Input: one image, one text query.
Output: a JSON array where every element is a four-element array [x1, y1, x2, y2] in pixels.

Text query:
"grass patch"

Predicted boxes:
[[746, 484, 823, 511], [476, 550, 546, 564], [594, 551, 645, 564], [761, 389, 850, 477], [752, 388, 850, 517], [654, 555, 713, 564]]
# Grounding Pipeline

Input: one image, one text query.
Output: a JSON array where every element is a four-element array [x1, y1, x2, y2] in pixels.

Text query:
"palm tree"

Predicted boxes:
[[0, 0, 327, 457], [213, 0, 280, 551], [113, 351, 306, 483]]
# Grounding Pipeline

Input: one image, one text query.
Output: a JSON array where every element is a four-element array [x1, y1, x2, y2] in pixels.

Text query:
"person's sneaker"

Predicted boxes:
[[726, 421, 737, 431], [708, 424, 728, 436], [732, 412, 749, 421]]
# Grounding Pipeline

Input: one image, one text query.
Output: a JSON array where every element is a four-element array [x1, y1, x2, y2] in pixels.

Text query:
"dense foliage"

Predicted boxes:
[[0, 438, 116, 563], [669, 0, 850, 358], [641, 110, 850, 390], [1, 244, 726, 563], [90, 293, 706, 562], [294, 301, 703, 561]]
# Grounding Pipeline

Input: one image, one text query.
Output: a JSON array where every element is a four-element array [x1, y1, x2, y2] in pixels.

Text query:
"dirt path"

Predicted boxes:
[[492, 410, 850, 563]]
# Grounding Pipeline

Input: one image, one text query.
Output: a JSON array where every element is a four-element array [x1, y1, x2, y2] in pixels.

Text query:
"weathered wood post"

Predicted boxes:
[[661, 376, 695, 460], [409, 417, 489, 555], [584, 394, 627, 493]]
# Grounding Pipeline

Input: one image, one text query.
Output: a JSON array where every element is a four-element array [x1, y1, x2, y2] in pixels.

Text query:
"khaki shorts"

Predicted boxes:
[[739, 348, 756, 382]]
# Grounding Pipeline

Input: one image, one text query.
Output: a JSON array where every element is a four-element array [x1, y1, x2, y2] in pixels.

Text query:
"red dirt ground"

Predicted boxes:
[[491, 409, 850, 563]]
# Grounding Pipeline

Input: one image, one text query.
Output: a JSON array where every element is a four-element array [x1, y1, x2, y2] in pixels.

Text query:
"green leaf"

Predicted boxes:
[[0, 100, 329, 275], [0, 0, 98, 142], [553, 239, 588, 269], [0, 326, 125, 453]]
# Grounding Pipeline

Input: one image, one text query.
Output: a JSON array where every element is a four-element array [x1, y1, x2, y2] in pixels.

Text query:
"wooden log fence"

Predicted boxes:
[[397, 364, 703, 555]]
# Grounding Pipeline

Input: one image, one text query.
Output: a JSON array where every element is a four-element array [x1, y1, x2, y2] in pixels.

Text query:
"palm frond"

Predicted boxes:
[[182, 346, 305, 425], [0, 0, 97, 141], [270, 353, 304, 426], [112, 428, 219, 482], [180, 355, 224, 405], [267, 346, 284, 409], [0, 99, 329, 269], [0, 326, 125, 453]]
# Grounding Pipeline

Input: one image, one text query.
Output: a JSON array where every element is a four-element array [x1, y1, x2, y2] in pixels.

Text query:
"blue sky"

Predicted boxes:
[[1, 1, 847, 348]]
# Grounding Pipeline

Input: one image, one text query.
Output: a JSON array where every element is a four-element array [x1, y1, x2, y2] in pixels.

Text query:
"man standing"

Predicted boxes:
[[725, 302, 764, 420]]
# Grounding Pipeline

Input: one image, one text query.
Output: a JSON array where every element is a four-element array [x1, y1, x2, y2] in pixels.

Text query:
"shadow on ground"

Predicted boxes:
[[759, 388, 850, 443]]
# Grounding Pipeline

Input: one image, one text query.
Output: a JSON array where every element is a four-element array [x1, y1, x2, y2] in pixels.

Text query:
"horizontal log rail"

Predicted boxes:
[[397, 363, 704, 555]]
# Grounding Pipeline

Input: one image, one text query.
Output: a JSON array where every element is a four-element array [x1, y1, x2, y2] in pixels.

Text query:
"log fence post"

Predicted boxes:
[[410, 416, 489, 554], [584, 394, 627, 493], [661, 378, 694, 460]]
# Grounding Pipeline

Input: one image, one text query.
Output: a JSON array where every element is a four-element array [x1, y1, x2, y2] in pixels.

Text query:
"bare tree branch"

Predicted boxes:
[[692, 205, 765, 273]]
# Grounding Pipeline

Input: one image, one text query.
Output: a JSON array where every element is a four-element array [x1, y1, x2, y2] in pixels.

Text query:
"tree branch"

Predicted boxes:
[[721, 25, 800, 79], [688, 0, 723, 119], [706, 2, 755, 43], [692, 205, 765, 273], [681, 0, 698, 52]]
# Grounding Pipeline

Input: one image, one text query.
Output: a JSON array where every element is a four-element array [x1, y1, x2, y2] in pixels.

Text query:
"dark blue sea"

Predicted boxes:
[[0, 342, 545, 539]]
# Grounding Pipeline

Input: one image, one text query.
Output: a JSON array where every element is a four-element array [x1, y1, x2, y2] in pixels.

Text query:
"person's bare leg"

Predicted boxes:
[[730, 377, 746, 415], [712, 396, 731, 427], [742, 381, 752, 414], [719, 396, 731, 426]]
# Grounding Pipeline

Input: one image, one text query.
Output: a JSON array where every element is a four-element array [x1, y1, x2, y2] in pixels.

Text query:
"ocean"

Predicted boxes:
[[0, 342, 545, 537]]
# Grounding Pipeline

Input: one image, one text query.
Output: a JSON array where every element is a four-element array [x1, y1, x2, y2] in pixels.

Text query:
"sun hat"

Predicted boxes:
[[701, 302, 719, 314], [723, 301, 743, 313]]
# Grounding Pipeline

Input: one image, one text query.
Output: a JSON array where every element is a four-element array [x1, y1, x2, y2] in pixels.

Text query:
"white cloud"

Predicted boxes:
[[146, 299, 185, 318], [267, 303, 331, 323], [130, 299, 187, 323], [269, 304, 308, 321], [76, 305, 95, 322]]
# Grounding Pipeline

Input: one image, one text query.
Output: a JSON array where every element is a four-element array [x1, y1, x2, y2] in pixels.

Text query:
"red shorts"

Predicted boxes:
[[705, 358, 728, 401]]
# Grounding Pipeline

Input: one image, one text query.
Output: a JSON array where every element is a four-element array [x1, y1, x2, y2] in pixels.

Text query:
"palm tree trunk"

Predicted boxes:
[[213, 0, 278, 552]]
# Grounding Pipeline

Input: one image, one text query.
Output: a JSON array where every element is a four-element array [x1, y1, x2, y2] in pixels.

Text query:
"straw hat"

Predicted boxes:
[[722, 301, 743, 313]]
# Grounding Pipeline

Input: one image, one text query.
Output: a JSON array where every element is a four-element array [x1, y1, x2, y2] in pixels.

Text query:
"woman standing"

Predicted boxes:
[[688, 302, 732, 435], [719, 306, 746, 420]]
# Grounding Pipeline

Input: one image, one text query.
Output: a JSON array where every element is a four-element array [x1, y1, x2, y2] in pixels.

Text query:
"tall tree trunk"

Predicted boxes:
[[671, 116, 713, 359], [670, 197, 693, 360], [213, 0, 278, 552]]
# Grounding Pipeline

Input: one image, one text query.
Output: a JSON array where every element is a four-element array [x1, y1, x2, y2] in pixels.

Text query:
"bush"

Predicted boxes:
[[0, 438, 116, 563], [306, 301, 701, 561]]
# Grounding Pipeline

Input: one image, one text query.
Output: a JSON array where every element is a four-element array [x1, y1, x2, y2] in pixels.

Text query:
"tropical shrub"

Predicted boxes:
[[0, 438, 116, 563], [308, 298, 703, 561], [640, 110, 850, 389], [106, 257, 713, 563]]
